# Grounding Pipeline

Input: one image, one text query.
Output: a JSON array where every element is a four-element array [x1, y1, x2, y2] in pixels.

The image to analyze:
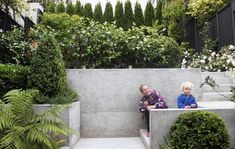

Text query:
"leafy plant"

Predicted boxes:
[[144, 1, 155, 26], [115, 1, 124, 28], [170, 111, 230, 149], [124, 0, 133, 30], [0, 64, 29, 98], [103, 2, 114, 23], [56, 3, 65, 13], [74, 0, 83, 16], [83, 3, 93, 19], [66, 2, 74, 15], [134, 1, 144, 27], [28, 29, 67, 98], [94, 2, 103, 23], [0, 89, 73, 149]]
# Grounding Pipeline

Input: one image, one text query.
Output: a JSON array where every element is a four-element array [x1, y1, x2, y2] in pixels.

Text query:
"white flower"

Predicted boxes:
[[203, 56, 207, 59], [211, 52, 216, 56], [200, 60, 205, 64], [228, 45, 235, 50]]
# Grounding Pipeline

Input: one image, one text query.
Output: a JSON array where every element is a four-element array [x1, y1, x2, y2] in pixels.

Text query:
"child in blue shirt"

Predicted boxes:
[[177, 81, 198, 109]]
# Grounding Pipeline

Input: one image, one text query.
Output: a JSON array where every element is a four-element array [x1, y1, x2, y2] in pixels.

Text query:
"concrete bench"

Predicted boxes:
[[140, 101, 235, 149]]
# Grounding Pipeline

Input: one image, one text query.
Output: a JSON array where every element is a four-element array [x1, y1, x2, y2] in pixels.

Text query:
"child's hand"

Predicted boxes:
[[184, 105, 191, 109], [144, 101, 148, 105], [147, 105, 155, 110], [191, 104, 196, 108]]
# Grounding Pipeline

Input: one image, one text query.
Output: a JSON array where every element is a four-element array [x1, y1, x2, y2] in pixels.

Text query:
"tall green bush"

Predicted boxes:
[[74, 0, 83, 16], [66, 2, 74, 15], [94, 2, 103, 22], [115, 1, 124, 28], [170, 111, 230, 149], [28, 30, 67, 97], [155, 0, 163, 23], [56, 3, 65, 13], [124, 0, 133, 30], [103, 2, 114, 23], [144, 1, 155, 26], [83, 3, 93, 19], [0, 64, 28, 98], [134, 2, 144, 27]]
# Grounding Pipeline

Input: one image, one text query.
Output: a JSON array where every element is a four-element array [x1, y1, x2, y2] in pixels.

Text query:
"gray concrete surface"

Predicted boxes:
[[67, 69, 202, 137], [140, 129, 150, 149], [150, 101, 235, 149], [73, 137, 145, 149], [33, 101, 80, 147]]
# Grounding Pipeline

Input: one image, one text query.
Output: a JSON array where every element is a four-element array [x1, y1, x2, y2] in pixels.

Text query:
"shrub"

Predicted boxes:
[[83, 3, 93, 19], [74, 0, 83, 16], [28, 30, 67, 97], [0, 28, 31, 65], [66, 2, 75, 15], [0, 64, 29, 98], [56, 3, 65, 13], [170, 111, 230, 149]]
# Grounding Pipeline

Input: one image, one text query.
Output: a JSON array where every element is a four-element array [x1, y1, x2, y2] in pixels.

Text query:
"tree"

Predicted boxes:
[[57, 2, 65, 13], [115, 1, 124, 28], [144, 1, 155, 26], [124, 0, 133, 29], [66, 2, 74, 15], [94, 2, 103, 22], [155, 0, 163, 24], [103, 2, 114, 23], [134, 2, 144, 27], [74, 0, 83, 16], [83, 3, 93, 19]]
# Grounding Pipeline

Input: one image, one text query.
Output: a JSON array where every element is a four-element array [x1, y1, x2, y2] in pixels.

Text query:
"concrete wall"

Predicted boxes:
[[150, 101, 235, 149], [33, 101, 80, 148], [67, 69, 202, 137]]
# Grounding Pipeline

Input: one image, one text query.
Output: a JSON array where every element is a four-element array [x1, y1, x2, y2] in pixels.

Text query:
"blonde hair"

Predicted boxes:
[[181, 81, 194, 91]]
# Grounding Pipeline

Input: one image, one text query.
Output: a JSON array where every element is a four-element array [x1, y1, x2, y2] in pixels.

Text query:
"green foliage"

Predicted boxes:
[[103, 2, 114, 23], [74, 0, 83, 16], [232, 87, 235, 101], [66, 2, 74, 15], [94, 2, 103, 23], [83, 3, 93, 19], [39, 14, 182, 68], [187, 0, 226, 23], [144, 1, 155, 26], [56, 2, 65, 13], [161, 0, 186, 41], [155, 0, 163, 23], [0, 64, 28, 98], [28, 29, 67, 98], [170, 111, 230, 149], [47, 2, 56, 13], [0, 89, 73, 149], [134, 2, 144, 27], [115, 1, 124, 28], [124, 0, 133, 30], [0, 28, 32, 65]]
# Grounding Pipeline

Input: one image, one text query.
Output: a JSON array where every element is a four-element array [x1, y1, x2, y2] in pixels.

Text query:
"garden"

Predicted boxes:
[[0, 0, 235, 148]]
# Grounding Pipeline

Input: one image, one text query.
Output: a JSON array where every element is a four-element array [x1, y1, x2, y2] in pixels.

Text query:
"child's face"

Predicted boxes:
[[183, 86, 191, 96], [141, 85, 151, 96]]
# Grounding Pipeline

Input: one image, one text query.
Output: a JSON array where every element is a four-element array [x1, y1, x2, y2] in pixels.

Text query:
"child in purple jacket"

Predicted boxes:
[[139, 84, 168, 137], [177, 81, 198, 109]]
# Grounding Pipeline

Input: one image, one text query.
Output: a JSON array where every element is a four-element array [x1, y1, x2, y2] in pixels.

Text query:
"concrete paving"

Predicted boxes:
[[72, 137, 146, 149]]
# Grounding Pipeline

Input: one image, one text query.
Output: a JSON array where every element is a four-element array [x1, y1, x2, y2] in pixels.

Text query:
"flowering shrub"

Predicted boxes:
[[181, 45, 235, 72]]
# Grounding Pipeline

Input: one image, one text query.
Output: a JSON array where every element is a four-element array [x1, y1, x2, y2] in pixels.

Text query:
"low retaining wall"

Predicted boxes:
[[33, 101, 80, 148], [67, 69, 202, 137], [150, 101, 235, 149]]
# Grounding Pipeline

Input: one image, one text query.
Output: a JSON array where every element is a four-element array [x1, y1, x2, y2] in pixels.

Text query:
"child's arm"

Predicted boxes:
[[139, 98, 148, 112], [190, 96, 198, 108], [177, 96, 186, 109]]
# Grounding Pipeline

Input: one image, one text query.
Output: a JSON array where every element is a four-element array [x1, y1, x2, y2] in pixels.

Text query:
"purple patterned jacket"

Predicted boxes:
[[139, 89, 168, 112]]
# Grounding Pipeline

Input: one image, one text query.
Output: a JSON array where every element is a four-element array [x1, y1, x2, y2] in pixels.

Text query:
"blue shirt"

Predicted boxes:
[[177, 93, 198, 109]]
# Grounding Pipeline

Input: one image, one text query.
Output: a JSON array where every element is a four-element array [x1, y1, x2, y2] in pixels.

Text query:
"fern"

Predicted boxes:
[[0, 90, 74, 149]]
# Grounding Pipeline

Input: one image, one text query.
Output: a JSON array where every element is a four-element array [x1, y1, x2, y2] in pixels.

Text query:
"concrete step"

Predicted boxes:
[[140, 129, 150, 149], [201, 84, 234, 92], [202, 72, 226, 78], [202, 92, 233, 101], [72, 137, 146, 149]]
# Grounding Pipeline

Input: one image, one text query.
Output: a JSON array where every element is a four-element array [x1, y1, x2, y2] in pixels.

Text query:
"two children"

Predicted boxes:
[[139, 82, 198, 137]]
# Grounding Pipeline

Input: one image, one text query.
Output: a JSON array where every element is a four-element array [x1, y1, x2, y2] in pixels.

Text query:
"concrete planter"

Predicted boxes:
[[33, 101, 80, 148]]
